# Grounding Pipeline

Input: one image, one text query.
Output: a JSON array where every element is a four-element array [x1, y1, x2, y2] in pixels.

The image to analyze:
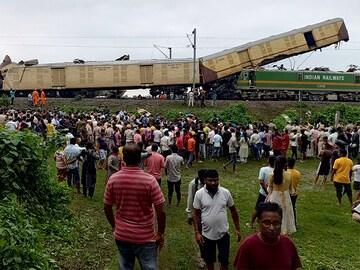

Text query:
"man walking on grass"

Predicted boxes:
[[223, 128, 239, 174], [246, 156, 275, 229], [331, 149, 353, 207], [193, 169, 241, 270], [104, 143, 166, 270], [165, 145, 184, 206]]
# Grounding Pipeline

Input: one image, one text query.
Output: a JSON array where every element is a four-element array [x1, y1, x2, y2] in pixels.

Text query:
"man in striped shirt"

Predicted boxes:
[[104, 143, 166, 270]]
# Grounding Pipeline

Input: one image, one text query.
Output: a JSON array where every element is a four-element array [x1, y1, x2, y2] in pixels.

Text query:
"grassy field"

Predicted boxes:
[[62, 155, 359, 270]]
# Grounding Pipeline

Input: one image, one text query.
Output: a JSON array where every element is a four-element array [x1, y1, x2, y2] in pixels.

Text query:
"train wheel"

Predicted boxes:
[[309, 94, 324, 101]]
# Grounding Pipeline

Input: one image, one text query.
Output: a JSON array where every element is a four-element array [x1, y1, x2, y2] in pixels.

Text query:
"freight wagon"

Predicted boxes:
[[0, 18, 349, 98], [236, 69, 360, 101]]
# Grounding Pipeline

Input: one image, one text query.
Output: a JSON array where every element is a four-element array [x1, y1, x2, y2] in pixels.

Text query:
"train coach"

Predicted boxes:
[[0, 58, 198, 97], [236, 69, 360, 101], [0, 17, 349, 98]]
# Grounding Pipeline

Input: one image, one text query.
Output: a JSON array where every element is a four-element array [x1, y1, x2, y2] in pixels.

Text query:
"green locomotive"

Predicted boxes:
[[236, 69, 360, 101]]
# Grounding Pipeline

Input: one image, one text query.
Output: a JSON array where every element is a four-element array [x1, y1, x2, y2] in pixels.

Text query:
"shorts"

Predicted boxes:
[[353, 181, 360, 191], [202, 233, 230, 266], [334, 182, 352, 198], [317, 161, 330, 176], [99, 149, 107, 160]]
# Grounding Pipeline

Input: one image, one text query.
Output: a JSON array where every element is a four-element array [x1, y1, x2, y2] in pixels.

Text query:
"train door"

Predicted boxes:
[[51, 68, 65, 87], [140, 65, 153, 85]]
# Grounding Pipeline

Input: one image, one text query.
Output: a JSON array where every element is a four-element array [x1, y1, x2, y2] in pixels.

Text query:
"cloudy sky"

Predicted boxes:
[[1, 0, 359, 71]]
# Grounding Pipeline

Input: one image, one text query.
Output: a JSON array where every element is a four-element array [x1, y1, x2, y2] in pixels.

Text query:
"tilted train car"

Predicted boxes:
[[200, 17, 348, 83], [0, 17, 348, 98], [236, 69, 360, 101]]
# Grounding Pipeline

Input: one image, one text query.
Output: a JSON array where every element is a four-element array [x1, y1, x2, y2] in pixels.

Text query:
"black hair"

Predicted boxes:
[[339, 149, 347, 156], [151, 144, 158, 152], [69, 137, 76, 145], [86, 142, 94, 150], [287, 157, 296, 168], [123, 143, 141, 165], [170, 144, 178, 153], [204, 169, 219, 179], [273, 156, 287, 185], [268, 155, 276, 167], [197, 169, 207, 180], [256, 202, 283, 220], [112, 146, 119, 153]]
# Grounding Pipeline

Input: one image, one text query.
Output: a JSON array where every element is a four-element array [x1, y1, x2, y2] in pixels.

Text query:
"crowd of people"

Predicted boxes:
[[1, 105, 360, 269]]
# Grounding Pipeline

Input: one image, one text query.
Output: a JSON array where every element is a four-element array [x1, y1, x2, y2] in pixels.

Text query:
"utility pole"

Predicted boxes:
[[192, 28, 196, 92]]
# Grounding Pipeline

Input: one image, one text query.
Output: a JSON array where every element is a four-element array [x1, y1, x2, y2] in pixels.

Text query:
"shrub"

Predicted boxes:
[[0, 128, 80, 269], [218, 102, 253, 125], [0, 94, 10, 106], [272, 108, 299, 131]]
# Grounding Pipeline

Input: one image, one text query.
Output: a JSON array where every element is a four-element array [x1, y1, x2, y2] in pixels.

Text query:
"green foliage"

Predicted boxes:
[[0, 196, 53, 269], [0, 128, 82, 269], [310, 103, 360, 125], [0, 94, 10, 106], [218, 102, 253, 125], [74, 95, 83, 101], [272, 108, 299, 130]]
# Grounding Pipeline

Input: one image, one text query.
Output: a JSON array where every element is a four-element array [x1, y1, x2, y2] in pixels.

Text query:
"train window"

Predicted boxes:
[[304, 31, 316, 48], [298, 73, 303, 81], [355, 76, 360, 84]]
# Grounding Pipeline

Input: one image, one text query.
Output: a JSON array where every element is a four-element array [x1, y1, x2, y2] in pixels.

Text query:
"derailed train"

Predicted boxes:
[[0, 18, 349, 99]]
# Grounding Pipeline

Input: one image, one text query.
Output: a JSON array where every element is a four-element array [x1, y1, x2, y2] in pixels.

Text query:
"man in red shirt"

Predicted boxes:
[[281, 129, 290, 156], [272, 130, 283, 157], [144, 144, 166, 186], [234, 202, 302, 270], [104, 143, 166, 269], [175, 131, 184, 158]]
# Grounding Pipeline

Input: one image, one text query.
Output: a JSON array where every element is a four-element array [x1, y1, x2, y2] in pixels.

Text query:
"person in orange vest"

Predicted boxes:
[[32, 89, 39, 106], [41, 89, 46, 106]]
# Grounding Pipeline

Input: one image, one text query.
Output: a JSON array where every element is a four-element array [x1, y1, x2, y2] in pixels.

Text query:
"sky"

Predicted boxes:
[[1, 0, 359, 72]]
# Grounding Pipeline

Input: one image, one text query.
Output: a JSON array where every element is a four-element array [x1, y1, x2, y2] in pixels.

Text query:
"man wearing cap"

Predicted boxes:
[[124, 124, 134, 144], [331, 149, 353, 207]]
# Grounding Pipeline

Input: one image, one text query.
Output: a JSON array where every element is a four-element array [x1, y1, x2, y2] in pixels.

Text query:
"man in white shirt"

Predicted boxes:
[[153, 127, 162, 146], [352, 161, 360, 201], [246, 156, 275, 228], [289, 128, 299, 160], [5, 117, 18, 130], [160, 130, 171, 158], [211, 130, 222, 162], [165, 145, 184, 206], [193, 169, 241, 270]]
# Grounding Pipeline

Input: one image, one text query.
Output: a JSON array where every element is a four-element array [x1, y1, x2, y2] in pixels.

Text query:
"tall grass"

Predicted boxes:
[[64, 156, 359, 270]]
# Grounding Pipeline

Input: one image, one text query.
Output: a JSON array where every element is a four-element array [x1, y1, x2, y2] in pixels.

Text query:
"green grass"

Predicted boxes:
[[58, 156, 359, 270]]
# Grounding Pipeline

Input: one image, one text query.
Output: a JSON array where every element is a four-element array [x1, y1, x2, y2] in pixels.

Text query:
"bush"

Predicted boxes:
[[74, 95, 83, 101], [0, 94, 10, 106], [0, 196, 53, 269], [310, 104, 360, 125], [218, 102, 253, 125], [0, 128, 81, 269], [272, 108, 299, 131]]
